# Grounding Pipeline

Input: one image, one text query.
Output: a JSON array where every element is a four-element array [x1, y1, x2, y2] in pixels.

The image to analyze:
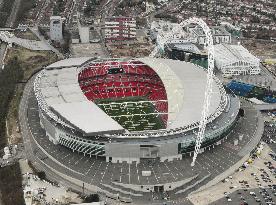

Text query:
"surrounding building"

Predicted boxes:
[[50, 16, 63, 41], [214, 44, 260, 76], [71, 30, 80, 44], [164, 42, 209, 68], [188, 26, 232, 45], [89, 30, 101, 43], [79, 26, 90, 43], [150, 20, 186, 42], [150, 21, 231, 50], [104, 16, 136, 42], [77, 14, 90, 44], [164, 42, 203, 61]]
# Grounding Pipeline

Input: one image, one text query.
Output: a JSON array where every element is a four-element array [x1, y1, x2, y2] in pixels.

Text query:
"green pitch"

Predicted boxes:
[[95, 97, 166, 132]]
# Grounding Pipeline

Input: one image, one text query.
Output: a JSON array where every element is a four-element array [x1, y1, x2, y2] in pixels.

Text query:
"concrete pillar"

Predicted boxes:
[[185, 53, 190, 62], [239, 135, 243, 141]]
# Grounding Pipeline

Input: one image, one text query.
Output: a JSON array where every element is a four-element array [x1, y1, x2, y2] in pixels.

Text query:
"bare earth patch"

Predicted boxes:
[[5, 46, 58, 145]]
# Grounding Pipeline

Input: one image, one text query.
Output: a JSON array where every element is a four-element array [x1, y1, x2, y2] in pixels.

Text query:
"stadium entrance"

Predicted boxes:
[[154, 185, 164, 193], [140, 145, 159, 158], [107, 67, 124, 74]]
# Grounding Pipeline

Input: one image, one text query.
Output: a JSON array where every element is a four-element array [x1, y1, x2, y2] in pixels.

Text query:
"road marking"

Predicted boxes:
[[85, 160, 96, 175], [100, 163, 109, 183], [74, 155, 85, 165], [91, 161, 103, 183]]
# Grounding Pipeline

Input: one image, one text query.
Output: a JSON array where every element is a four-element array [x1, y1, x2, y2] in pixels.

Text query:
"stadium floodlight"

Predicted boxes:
[[150, 17, 215, 167]]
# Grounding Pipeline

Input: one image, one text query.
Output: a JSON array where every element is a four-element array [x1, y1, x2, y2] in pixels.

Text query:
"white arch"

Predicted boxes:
[[150, 17, 215, 166]]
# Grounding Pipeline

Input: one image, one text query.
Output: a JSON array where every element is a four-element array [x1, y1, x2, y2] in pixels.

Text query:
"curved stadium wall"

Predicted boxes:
[[34, 58, 240, 163]]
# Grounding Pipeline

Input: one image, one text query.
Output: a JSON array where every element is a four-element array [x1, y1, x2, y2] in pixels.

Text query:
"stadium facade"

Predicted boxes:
[[34, 57, 240, 164]]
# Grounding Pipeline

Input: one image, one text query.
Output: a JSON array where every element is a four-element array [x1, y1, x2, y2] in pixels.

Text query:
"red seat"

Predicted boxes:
[[78, 60, 169, 126]]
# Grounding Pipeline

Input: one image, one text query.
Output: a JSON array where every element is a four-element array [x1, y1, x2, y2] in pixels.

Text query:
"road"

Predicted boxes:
[[0, 43, 7, 69], [0, 0, 6, 69], [5, 0, 21, 28], [30, 26, 64, 58], [34, 0, 50, 27], [255, 103, 276, 111], [0, 0, 22, 69]]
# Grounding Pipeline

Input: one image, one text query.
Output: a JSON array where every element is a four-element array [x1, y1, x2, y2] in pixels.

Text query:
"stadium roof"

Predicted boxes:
[[140, 57, 221, 129], [40, 66, 86, 105], [51, 101, 124, 135], [214, 44, 260, 69], [39, 60, 125, 134]]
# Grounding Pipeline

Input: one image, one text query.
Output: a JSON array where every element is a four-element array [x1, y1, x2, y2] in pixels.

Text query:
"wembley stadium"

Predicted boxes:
[[33, 57, 240, 163]]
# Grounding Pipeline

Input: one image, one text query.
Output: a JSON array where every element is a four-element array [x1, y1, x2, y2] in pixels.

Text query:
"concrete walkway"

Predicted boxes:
[[0, 32, 52, 51], [255, 103, 276, 111], [30, 27, 64, 58]]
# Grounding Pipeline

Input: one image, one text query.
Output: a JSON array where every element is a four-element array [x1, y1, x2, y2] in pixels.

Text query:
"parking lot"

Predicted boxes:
[[210, 157, 276, 205], [188, 140, 276, 205], [211, 187, 276, 205], [191, 119, 276, 205], [262, 121, 276, 147]]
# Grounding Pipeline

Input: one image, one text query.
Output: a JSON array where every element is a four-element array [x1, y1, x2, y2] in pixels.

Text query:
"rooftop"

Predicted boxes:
[[214, 44, 260, 68], [39, 57, 125, 134], [166, 42, 202, 54], [139, 57, 222, 130], [51, 101, 124, 135], [191, 26, 231, 36]]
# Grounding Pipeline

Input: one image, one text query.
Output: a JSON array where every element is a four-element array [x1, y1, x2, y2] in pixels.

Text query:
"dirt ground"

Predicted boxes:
[[242, 40, 276, 59], [5, 46, 58, 145], [6, 84, 23, 144], [6, 46, 58, 80], [14, 29, 40, 41], [71, 43, 107, 58], [107, 43, 154, 58]]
